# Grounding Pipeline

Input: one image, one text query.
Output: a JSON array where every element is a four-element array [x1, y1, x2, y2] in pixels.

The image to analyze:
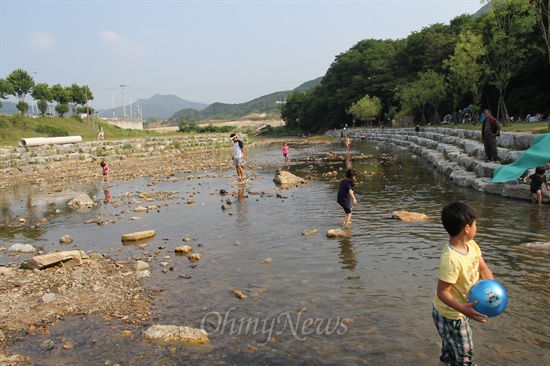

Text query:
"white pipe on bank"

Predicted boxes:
[[19, 136, 83, 147]]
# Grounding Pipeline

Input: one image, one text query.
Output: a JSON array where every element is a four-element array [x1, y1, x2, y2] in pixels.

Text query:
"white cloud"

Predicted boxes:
[[27, 32, 55, 50], [100, 30, 145, 57], [100, 30, 122, 43]]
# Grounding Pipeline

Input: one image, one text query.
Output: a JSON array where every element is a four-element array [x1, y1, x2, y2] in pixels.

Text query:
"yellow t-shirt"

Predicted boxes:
[[433, 240, 481, 320]]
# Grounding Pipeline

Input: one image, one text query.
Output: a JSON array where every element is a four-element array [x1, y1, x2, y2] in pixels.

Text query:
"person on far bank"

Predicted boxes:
[[524, 165, 548, 205], [97, 125, 105, 140], [230, 133, 246, 182], [337, 168, 358, 227], [481, 109, 500, 163], [433, 202, 494, 366]]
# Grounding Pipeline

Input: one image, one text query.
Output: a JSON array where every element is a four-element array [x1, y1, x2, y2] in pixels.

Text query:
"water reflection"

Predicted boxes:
[[338, 235, 357, 271]]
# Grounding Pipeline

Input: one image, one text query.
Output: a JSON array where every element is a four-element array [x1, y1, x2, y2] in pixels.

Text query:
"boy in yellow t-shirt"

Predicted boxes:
[[432, 202, 494, 366]]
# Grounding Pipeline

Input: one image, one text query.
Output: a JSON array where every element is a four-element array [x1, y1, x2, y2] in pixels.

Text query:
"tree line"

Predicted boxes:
[[0, 69, 94, 117], [280, 0, 550, 132]]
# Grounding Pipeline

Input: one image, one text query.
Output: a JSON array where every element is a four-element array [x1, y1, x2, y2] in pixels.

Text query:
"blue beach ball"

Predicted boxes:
[[468, 279, 508, 317]]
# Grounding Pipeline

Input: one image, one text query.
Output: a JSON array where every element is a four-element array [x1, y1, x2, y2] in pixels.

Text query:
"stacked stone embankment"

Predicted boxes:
[[326, 127, 548, 203], [0, 134, 243, 174]]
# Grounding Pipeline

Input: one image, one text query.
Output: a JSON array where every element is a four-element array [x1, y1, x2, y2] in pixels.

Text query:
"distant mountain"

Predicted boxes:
[[167, 77, 323, 125], [97, 94, 208, 120], [0, 101, 18, 114], [473, 3, 491, 17]]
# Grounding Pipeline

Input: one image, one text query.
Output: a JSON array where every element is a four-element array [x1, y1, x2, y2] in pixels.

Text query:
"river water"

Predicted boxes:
[[1, 140, 549, 365]]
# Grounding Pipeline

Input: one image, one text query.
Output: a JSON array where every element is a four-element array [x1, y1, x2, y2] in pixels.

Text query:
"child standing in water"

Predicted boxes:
[[282, 142, 290, 162], [432, 201, 494, 366], [524, 165, 548, 205], [337, 169, 358, 227], [100, 161, 109, 183]]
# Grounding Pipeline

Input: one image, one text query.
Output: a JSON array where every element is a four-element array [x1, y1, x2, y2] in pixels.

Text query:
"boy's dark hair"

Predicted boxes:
[[535, 166, 546, 175], [100, 161, 106, 167], [441, 202, 478, 237], [345, 169, 357, 180]]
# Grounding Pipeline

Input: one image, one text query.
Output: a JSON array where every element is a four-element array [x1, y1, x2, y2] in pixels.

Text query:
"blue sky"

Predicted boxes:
[[1, 0, 484, 110]]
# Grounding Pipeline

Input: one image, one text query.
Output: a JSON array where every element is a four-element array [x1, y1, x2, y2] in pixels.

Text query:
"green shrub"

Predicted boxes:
[[0, 116, 10, 129], [35, 124, 69, 137]]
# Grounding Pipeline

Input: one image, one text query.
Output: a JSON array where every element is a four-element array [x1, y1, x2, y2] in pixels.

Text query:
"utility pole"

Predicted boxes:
[[120, 81, 126, 119]]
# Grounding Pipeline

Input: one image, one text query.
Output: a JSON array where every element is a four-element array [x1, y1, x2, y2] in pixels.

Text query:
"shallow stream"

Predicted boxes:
[[1, 140, 548, 365]]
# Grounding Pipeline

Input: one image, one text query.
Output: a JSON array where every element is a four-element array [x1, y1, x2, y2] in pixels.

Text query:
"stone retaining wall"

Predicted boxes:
[[326, 127, 548, 203], [0, 133, 246, 174]]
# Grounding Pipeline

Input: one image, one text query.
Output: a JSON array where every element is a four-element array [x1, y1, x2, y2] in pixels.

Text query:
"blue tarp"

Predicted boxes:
[[489, 133, 550, 183]]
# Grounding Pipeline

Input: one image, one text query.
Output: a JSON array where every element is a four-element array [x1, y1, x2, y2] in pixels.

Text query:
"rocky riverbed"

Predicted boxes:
[[0, 136, 308, 364], [0, 251, 158, 365]]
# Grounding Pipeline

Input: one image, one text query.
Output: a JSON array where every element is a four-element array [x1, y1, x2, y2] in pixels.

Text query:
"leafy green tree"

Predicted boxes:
[[481, 0, 537, 124], [395, 23, 458, 76], [37, 100, 48, 115], [16, 101, 29, 115], [50, 84, 71, 117], [280, 91, 306, 128], [6, 69, 35, 102], [396, 78, 430, 125], [67, 84, 93, 115], [444, 29, 487, 123], [0, 78, 14, 109], [31, 83, 52, 115], [55, 103, 69, 117], [531, 0, 550, 63], [417, 70, 447, 124], [6, 69, 35, 114], [51, 84, 70, 104], [346, 94, 382, 126]]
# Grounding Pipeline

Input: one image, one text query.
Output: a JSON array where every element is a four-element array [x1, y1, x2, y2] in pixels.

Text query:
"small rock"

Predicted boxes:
[[41, 293, 56, 303], [135, 260, 150, 271], [260, 258, 273, 264], [135, 270, 151, 278], [175, 245, 193, 254], [302, 229, 319, 236], [326, 229, 348, 238], [59, 235, 74, 244], [187, 253, 203, 261], [9, 243, 36, 253], [230, 289, 247, 299]]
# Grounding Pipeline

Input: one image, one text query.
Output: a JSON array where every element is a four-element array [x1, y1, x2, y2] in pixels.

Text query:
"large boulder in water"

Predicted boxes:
[[273, 170, 306, 186], [68, 193, 94, 208]]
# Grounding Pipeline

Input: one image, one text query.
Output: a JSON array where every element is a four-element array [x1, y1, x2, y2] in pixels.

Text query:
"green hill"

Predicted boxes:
[[166, 77, 322, 125]]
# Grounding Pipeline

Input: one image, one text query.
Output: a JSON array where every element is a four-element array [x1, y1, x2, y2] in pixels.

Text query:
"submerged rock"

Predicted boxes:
[[391, 211, 429, 221], [143, 325, 209, 343], [9, 243, 36, 253]]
